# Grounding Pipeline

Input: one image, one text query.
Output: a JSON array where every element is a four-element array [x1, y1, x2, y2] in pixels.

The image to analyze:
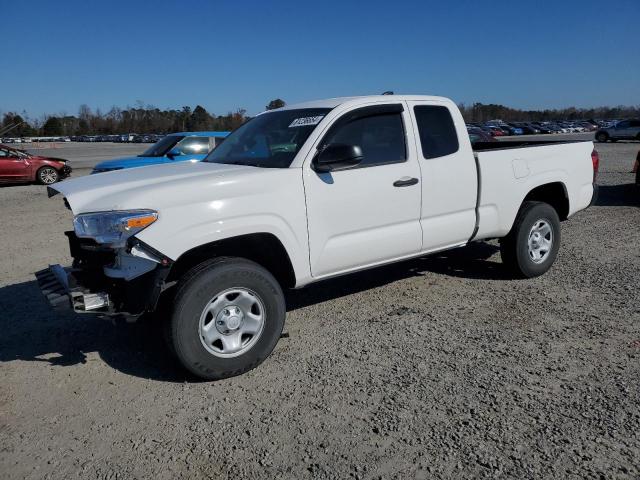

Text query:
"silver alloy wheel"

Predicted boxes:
[[198, 287, 266, 358], [39, 167, 58, 184], [527, 219, 553, 264]]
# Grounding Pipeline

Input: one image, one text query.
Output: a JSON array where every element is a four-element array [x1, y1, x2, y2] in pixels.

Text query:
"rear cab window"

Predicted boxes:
[[413, 105, 459, 159]]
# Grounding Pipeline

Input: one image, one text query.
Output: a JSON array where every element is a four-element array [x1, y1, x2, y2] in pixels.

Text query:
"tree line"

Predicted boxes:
[[0, 98, 286, 137], [2, 98, 638, 137], [458, 103, 640, 123]]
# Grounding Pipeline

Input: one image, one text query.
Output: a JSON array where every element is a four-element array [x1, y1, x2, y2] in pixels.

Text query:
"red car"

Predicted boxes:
[[0, 144, 71, 184]]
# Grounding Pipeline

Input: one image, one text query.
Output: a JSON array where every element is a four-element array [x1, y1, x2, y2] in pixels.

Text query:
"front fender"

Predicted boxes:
[[135, 168, 312, 285]]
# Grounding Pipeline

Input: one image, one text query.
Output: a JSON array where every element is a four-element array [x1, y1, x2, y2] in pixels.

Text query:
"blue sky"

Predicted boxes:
[[3, 0, 639, 118]]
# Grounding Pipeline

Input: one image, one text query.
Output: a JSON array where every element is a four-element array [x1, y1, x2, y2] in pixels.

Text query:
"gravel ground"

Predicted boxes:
[[1, 138, 639, 479]]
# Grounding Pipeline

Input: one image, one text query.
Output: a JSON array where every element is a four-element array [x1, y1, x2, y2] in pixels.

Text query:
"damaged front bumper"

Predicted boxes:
[[60, 164, 72, 179], [35, 232, 172, 318], [35, 265, 111, 312]]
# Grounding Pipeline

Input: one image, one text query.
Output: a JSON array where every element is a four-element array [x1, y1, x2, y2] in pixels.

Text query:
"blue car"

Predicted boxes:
[[91, 131, 229, 174]]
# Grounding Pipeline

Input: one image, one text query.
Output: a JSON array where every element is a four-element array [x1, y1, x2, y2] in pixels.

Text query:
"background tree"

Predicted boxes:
[[188, 105, 213, 131], [266, 99, 286, 110], [8, 101, 637, 138], [1, 112, 35, 137], [42, 117, 63, 135]]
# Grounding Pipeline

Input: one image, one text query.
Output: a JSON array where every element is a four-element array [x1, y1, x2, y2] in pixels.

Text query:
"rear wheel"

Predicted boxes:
[[167, 257, 285, 380], [595, 132, 608, 143], [36, 166, 59, 185], [500, 201, 561, 278]]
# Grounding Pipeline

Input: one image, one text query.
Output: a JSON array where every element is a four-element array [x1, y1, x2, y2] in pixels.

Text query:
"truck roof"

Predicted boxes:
[[168, 131, 230, 137], [277, 95, 452, 111]]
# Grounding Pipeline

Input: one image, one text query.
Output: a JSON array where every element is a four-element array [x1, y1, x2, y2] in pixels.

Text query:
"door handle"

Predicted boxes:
[[393, 177, 419, 187]]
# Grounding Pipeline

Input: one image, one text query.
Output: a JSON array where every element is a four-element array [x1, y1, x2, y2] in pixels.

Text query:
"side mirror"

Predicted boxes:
[[166, 148, 181, 159], [314, 144, 363, 172]]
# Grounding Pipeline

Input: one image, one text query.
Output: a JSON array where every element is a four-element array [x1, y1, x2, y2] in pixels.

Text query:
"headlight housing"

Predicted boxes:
[[73, 210, 158, 247]]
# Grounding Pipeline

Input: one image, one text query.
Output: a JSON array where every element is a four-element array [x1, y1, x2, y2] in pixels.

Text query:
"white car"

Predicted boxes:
[[38, 95, 599, 380]]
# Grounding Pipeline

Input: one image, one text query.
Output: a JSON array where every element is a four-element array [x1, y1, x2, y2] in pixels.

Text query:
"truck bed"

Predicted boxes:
[[472, 140, 595, 241], [472, 140, 588, 151]]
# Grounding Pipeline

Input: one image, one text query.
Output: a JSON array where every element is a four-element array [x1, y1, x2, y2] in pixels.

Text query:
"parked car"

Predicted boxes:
[[579, 121, 598, 132], [530, 123, 553, 134], [504, 124, 524, 135], [544, 124, 563, 134], [0, 144, 72, 184], [496, 125, 514, 135], [38, 94, 598, 380], [467, 127, 497, 144], [596, 119, 640, 143], [483, 126, 506, 137], [91, 131, 229, 173], [513, 123, 539, 135]]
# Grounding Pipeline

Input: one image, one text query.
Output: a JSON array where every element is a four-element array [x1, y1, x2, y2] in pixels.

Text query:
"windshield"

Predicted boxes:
[[140, 135, 184, 157], [204, 108, 331, 168]]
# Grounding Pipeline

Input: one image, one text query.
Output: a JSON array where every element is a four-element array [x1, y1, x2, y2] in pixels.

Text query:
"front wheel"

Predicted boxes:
[[500, 201, 561, 278], [36, 166, 59, 185], [595, 132, 608, 143], [167, 257, 285, 380]]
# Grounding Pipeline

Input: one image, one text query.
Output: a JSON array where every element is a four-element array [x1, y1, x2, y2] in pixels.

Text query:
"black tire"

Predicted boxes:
[[500, 201, 561, 278], [167, 257, 285, 380], [635, 167, 640, 186], [595, 132, 608, 143], [36, 166, 59, 185]]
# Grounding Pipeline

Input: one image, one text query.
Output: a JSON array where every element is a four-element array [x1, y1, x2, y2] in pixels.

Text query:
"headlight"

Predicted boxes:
[[73, 210, 158, 247]]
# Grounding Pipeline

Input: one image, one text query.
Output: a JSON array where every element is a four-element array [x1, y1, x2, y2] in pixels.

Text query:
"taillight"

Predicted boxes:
[[591, 149, 599, 182]]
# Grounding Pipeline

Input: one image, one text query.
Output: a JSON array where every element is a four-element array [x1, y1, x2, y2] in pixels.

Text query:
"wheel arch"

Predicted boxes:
[[521, 181, 569, 221], [167, 232, 297, 289], [35, 164, 59, 184]]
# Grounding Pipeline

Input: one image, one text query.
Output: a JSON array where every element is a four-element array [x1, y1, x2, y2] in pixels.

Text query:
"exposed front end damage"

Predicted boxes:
[[36, 231, 173, 319]]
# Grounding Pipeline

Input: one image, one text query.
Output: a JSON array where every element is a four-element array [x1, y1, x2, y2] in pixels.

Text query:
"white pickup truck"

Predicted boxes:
[[37, 95, 599, 380]]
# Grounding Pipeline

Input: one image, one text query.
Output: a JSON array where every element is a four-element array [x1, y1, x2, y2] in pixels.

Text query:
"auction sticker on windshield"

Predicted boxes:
[[289, 116, 324, 128]]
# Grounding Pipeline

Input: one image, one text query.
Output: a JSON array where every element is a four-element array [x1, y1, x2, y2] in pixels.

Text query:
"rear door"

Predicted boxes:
[[0, 148, 31, 180], [303, 103, 423, 277], [407, 101, 478, 251], [612, 121, 631, 139]]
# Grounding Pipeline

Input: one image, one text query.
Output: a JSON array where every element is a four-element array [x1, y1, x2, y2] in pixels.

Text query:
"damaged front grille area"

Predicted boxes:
[[35, 232, 172, 317], [35, 265, 72, 311], [35, 265, 113, 314]]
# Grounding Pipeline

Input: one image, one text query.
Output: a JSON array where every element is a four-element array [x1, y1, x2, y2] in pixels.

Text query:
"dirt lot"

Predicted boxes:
[[1, 139, 639, 479]]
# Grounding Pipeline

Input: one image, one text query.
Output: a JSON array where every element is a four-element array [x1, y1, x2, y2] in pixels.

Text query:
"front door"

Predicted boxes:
[[304, 103, 423, 278], [0, 148, 31, 181]]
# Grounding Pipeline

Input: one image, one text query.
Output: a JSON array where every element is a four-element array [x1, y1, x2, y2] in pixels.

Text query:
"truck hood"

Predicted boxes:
[[49, 161, 261, 214], [93, 155, 160, 170]]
